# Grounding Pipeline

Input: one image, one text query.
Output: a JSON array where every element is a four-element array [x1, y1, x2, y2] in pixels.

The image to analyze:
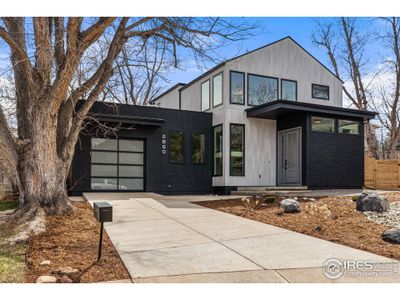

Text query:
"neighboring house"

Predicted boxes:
[[68, 36, 376, 195]]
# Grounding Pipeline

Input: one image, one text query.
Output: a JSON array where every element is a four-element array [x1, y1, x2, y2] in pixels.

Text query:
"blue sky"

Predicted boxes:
[[167, 17, 382, 86]]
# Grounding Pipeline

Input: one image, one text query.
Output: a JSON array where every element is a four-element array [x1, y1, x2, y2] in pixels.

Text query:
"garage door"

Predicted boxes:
[[90, 138, 144, 191]]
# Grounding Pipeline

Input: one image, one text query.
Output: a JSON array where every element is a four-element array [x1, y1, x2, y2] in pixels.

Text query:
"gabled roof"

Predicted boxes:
[[179, 36, 343, 93], [149, 83, 185, 104]]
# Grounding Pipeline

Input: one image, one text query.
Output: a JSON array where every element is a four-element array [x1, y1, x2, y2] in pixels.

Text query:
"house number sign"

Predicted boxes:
[[161, 134, 167, 155]]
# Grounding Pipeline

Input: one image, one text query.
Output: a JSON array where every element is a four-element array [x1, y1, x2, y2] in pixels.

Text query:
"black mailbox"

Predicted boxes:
[[94, 202, 113, 223]]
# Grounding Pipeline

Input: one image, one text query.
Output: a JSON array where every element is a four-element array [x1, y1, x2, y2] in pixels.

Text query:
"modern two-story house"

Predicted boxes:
[[68, 36, 376, 195]]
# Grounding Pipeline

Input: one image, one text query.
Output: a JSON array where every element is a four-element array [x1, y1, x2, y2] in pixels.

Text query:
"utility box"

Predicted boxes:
[[93, 202, 113, 223]]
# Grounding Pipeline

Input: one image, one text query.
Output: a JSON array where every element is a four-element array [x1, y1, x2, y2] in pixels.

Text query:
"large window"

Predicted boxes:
[[230, 124, 245, 176], [230, 71, 245, 104], [169, 132, 184, 163], [91, 138, 144, 191], [192, 133, 205, 164], [213, 125, 223, 176], [281, 79, 297, 101], [339, 119, 360, 135], [213, 73, 223, 107], [311, 116, 335, 133], [201, 80, 210, 111], [248, 74, 278, 105], [312, 84, 329, 100]]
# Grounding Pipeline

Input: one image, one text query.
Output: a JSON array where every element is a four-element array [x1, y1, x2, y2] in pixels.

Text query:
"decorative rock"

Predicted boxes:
[[40, 260, 51, 266], [356, 192, 389, 212], [279, 198, 301, 213], [36, 275, 57, 283], [52, 267, 80, 282], [382, 229, 400, 244], [58, 275, 73, 283]]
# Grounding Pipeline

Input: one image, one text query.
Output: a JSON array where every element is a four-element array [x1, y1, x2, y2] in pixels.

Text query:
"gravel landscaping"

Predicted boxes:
[[198, 192, 400, 261]]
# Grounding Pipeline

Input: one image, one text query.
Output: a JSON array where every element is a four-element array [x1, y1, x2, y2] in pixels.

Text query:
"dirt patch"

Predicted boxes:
[[198, 192, 400, 260], [25, 201, 130, 283]]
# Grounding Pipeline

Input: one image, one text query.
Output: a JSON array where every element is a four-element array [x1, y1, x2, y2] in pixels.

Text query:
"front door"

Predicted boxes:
[[278, 127, 301, 185]]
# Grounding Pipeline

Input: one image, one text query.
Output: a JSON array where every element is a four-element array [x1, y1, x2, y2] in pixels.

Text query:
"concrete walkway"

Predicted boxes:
[[84, 193, 400, 283]]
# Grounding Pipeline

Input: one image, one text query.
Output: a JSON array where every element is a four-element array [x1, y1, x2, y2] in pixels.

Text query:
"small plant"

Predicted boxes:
[[352, 195, 358, 202], [241, 196, 263, 210], [263, 196, 276, 204]]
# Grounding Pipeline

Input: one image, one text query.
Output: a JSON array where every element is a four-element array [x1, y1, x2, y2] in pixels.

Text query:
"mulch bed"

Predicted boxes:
[[198, 192, 400, 261], [25, 201, 130, 283]]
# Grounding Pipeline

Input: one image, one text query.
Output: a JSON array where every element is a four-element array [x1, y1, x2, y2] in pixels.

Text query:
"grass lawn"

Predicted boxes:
[[0, 223, 26, 283], [0, 201, 18, 212]]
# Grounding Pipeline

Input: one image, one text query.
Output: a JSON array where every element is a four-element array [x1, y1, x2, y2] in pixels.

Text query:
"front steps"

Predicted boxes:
[[231, 186, 308, 196]]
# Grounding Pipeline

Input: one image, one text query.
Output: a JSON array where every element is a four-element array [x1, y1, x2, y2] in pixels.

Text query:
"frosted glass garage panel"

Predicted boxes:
[[119, 139, 144, 152], [119, 152, 143, 164], [91, 165, 117, 177], [118, 178, 143, 190], [91, 138, 117, 151], [91, 178, 118, 190], [91, 151, 117, 164], [119, 165, 143, 177]]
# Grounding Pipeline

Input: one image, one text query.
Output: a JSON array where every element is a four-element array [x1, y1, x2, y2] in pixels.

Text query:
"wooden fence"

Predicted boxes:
[[364, 157, 400, 189]]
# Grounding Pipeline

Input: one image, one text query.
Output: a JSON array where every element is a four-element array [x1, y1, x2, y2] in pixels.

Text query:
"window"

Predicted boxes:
[[213, 125, 223, 176], [213, 73, 223, 107], [90, 138, 144, 191], [201, 80, 210, 111], [230, 71, 245, 104], [230, 124, 245, 176], [281, 79, 297, 101], [248, 74, 278, 105], [311, 116, 335, 133], [192, 133, 205, 164], [339, 119, 360, 135], [169, 132, 184, 163], [312, 84, 329, 100]]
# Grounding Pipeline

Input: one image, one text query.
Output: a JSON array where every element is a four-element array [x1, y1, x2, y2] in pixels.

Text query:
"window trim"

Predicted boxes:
[[212, 124, 223, 177], [229, 70, 245, 105], [247, 73, 279, 106], [338, 119, 361, 135], [191, 132, 206, 165], [310, 116, 336, 134], [168, 131, 185, 164], [90, 137, 146, 191], [200, 79, 211, 111], [281, 78, 298, 101], [229, 123, 245, 177], [212, 72, 224, 108], [311, 83, 330, 100]]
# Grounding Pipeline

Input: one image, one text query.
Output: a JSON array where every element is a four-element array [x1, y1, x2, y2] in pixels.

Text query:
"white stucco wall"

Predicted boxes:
[[152, 84, 183, 109]]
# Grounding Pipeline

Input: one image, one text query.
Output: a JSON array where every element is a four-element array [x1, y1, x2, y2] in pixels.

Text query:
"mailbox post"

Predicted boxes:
[[93, 202, 113, 261]]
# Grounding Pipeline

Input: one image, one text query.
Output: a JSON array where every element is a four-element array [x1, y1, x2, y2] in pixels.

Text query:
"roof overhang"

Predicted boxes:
[[246, 100, 377, 120], [89, 113, 165, 127]]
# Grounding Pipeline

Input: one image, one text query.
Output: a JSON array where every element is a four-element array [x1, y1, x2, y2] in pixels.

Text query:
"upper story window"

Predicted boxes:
[[281, 79, 297, 101], [213, 73, 223, 107], [312, 84, 329, 100], [338, 119, 360, 135], [169, 131, 184, 163], [248, 74, 278, 106], [230, 71, 245, 104], [191, 133, 205, 164], [311, 116, 335, 133], [201, 80, 210, 111]]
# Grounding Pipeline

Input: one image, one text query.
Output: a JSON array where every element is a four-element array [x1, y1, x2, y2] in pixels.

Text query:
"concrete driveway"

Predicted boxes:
[[84, 193, 400, 283]]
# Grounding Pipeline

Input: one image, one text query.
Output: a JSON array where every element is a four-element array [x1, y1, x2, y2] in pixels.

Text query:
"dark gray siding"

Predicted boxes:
[[69, 102, 213, 195]]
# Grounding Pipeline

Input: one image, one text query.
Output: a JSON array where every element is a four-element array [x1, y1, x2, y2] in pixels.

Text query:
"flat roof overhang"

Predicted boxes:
[[246, 100, 377, 120], [89, 113, 165, 127]]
